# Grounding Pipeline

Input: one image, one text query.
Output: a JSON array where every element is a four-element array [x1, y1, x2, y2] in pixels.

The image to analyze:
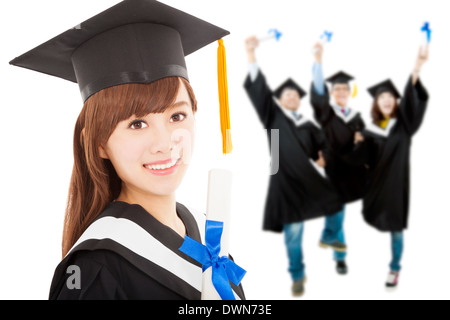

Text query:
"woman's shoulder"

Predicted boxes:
[[49, 249, 128, 300], [69, 248, 126, 269]]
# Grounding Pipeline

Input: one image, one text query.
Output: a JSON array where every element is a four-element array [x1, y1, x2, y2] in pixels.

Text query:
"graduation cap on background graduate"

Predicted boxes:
[[326, 71, 354, 85], [9, 0, 233, 154], [326, 71, 358, 98], [273, 78, 307, 99], [367, 79, 402, 99]]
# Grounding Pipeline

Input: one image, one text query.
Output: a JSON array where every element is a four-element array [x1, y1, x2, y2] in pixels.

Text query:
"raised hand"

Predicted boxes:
[[413, 45, 429, 85], [245, 36, 259, 63], [313, 42, 324, 64]]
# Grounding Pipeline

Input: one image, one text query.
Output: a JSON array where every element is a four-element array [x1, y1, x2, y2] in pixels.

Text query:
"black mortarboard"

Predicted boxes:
[[10, 0, 234, 154], [367, 79, 401, 99], [326, 71, 355, 85], [273, 78, 307, 99], [9, 0, 229, 102]]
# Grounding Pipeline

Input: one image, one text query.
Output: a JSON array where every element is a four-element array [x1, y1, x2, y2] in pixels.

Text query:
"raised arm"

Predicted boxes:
[[243, 36, 276, 127], [310, 42, 334, 125], [246, 36, 258, 64], [312, 42, 326, 95], [412, 45, 429, 86], [399, 46, 430, 136]]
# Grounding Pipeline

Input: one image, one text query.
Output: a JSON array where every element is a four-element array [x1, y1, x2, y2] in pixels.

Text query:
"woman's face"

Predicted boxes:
[[377, 92, 397, 118], [100, 82, 196, 198]]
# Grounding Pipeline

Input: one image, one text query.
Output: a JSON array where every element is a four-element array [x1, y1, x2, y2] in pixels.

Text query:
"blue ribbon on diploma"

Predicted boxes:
[[421, 22, 431, 43], [268, 28, 283, 41], [320, 30, 333, 42], [179, 220, 247, 300]]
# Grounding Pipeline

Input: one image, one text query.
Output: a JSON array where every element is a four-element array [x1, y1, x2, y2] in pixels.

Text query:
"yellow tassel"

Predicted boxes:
[[380, 117, 390, 129], [217, 39, 232, 154], [352, 83, 358, 98]]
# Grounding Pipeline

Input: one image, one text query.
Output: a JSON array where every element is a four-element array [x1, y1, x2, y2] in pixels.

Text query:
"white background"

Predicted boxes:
[[1, 0, 449, 300]]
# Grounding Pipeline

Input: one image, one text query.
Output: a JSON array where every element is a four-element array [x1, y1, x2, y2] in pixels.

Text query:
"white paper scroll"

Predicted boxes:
[[258, 28, 282, 43], [201, 169, 233, 300]]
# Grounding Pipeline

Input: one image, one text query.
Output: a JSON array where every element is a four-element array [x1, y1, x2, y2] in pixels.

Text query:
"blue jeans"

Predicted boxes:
[[320, 207, 347, 261], [390, 232, 404, 272], [283, 222, 305, 281]]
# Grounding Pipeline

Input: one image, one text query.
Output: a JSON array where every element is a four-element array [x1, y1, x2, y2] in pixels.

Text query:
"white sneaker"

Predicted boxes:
[[386, 271, 400, 288]]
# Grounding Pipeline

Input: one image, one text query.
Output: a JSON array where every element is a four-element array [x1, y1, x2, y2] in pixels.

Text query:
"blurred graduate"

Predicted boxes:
[[348, 46, 429, 288], [309, 43, 368, 275], [243, 36, 343, 297]]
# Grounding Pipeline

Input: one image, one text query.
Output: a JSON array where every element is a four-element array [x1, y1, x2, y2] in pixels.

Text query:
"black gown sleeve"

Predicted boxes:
[[308, 125, 337, 176], [310, 125, 330, 161], [309, 82, 334, 126], [341, 138, 370, 167], [50, 249, 191, 300], [243, 69, 276, 128], [398, 76, 429, 136], [51, 250, 128, 300]]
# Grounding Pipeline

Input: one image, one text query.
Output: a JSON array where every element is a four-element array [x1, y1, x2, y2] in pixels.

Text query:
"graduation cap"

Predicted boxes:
[[9, 0, 233, 154], [273, 78, 307, 99], [326, 71, 355, 85], [367, 79, 401, 99]]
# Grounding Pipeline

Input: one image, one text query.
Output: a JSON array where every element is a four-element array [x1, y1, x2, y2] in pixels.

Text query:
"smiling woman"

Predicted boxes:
[[64, 77, 197, 258], [9, 0, 245, 300]]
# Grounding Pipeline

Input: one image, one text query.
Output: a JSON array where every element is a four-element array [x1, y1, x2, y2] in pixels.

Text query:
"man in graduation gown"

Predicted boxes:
[[309, 42, 367, 275], [243, 36, 343, 296]]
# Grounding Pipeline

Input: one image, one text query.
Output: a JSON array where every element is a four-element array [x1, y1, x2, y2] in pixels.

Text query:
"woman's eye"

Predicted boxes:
[[170, 113, 187, 123], [129, 120, 148, 130]]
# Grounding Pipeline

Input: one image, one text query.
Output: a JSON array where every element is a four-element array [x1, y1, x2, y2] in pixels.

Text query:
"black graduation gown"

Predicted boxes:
[[309, 84, 368, 203], [347, 77, 429, 232], [49, 201, 245, 300], [244, 70, 343, 233]]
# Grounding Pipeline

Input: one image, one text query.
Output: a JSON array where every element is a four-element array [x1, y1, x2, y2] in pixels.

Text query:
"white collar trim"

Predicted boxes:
[[331, 104, 358, 123], [366, 118, 398, 137], [274, 98, 316, 127], [274, 99, 309, 127]]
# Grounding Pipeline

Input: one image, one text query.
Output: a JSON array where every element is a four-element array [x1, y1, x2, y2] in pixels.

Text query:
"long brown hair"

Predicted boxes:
[[62, 77, 197, 257], [371, 92, 400, 126]]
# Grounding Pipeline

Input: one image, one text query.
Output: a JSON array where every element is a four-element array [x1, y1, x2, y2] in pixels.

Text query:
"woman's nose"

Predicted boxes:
[[148, 124, 176, 155]]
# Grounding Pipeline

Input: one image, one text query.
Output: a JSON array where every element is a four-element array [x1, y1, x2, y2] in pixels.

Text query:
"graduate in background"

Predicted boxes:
[[10, 0, 244, 300], [244, 36, 343, 297], [309, 43, 367, 275], [350, 46, 429, 288]]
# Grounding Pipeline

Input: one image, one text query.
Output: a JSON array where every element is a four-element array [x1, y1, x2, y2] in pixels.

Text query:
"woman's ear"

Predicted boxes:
[[82, 127, 109, 159], [98, 143, 109, 160]]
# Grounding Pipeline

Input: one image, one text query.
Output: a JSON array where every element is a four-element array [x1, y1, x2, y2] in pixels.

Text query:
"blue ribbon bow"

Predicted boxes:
[[268, 28, 283, 42], [421, 22, 431, 43], [320, 30, 333, 42], [179, 220, 246, 300]]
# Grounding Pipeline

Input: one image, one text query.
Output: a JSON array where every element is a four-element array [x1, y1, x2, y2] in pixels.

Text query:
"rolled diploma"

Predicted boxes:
[[258, 29, 282, 43], [258, 34, 276, 42], [421, 32, 429, 55], [201, 169, 233, 300]]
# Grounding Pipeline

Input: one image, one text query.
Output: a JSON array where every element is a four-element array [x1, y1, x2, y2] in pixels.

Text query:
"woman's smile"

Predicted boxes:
[[143, 157, 182, 176]]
